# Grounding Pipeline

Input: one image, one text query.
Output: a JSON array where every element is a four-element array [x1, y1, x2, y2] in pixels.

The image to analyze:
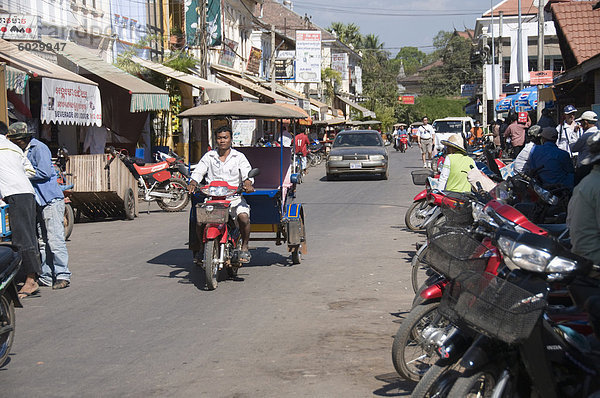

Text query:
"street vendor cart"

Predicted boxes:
[[65, 154, 138, 221], [179, 102, 308, 268]]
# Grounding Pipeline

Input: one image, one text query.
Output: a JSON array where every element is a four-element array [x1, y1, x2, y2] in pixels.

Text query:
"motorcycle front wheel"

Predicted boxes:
[[0, 294, 15, 367], [405, 200, 430, 231], [448, 365, 500, 398], [157, 177, 189, 212], [411, 362, 461, 398], [204, 240, 220, 290]]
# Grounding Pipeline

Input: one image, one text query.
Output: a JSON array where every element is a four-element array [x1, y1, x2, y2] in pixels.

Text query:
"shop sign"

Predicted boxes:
[[331, 53, 348, 77], [461, 84, 477, 97], [295, 30, 321, 83], [41, 78, 102, 126], [518, 111, 528, 124], [232, 119, 255, 146], [0, 15, 39, 40], [398, 95, 415, 105], [275, 50, 295, 80], [246, 47, 262, 75], [219, 38, 238, 68], [529, 70, 553, 85]]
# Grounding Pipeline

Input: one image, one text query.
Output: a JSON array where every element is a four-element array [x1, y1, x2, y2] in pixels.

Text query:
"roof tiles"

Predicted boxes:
[[551, 0, 600, 63]]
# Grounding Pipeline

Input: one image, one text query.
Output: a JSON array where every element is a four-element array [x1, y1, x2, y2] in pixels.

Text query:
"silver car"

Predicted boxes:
[[326, 130, 389, 180]]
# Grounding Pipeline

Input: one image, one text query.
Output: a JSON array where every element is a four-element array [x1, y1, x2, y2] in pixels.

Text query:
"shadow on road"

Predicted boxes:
[[318, 175, 387, 182], [373, 372, 416, 396], [147, 248, 207, 290]]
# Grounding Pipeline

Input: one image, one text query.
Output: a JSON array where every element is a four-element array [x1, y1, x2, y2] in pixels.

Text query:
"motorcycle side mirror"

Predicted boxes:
[[248, 168, 260, 178]]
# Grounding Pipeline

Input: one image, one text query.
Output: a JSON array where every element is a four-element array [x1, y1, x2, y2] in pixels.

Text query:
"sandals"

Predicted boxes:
[[18, 289, 40, 299], [238, 250, 251, 264]]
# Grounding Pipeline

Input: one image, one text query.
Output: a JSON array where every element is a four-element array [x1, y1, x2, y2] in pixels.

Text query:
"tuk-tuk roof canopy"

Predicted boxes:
[[178, 101, 308, 119]]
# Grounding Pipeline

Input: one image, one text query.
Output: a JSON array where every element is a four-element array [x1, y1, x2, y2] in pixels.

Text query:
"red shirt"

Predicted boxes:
[[295, 133, 310, 156]]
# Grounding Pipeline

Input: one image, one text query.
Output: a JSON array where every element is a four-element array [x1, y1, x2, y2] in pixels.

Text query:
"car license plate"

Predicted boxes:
[[350, 162, 362, 169]]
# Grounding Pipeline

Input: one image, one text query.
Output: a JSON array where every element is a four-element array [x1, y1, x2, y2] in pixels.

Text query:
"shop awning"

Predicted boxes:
[[45, 37, 169, 112], [5, 65, 29, 94], [209, 74, 258, 101], [132, 56, 230, 102], [213, 69, 292, 103], [0, 38, 96, 86], [336, 95, 376, 118]]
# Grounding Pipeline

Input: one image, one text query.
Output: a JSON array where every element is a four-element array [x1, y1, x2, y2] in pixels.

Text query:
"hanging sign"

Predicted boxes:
[[398, 95, 415, 105], [275, 50, 295, 80], [218, 38, 238, 68], [331, 53, 348, 77], [232, 119, 255, 146], [518, 111, 528, 124], [295, 30, 321, 83], [246, 47, 262, 75], [41, 78, 102, 126], [0, 15, 39, 40], [529, 70, 553, 85]]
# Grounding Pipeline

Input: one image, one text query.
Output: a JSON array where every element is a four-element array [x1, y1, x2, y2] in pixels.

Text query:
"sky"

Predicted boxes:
[[289, 0, 496, 56]]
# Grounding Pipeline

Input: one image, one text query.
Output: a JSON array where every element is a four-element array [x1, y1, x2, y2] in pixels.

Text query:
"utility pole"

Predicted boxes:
[[270, 24, 276, 92], [491, 0, 497, 122], [537, 0, 545, 121], [482, 37, 488, 129], [517, 0, 524, 90], [499, 12, 504, 88]]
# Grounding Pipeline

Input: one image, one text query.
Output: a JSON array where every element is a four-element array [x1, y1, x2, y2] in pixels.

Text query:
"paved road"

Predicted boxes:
[[3, 145, 426, 397]]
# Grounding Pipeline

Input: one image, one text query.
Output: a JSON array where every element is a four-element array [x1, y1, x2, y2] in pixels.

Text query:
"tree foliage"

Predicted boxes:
[[327, 22, 363, 49], [321, 67, 342, 106], [394, 47, 428, 76]]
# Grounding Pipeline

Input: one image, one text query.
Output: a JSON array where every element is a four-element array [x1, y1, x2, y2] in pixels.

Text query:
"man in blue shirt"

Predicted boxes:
[[8, 122, 71, 289], [525, 127, 574, 189]]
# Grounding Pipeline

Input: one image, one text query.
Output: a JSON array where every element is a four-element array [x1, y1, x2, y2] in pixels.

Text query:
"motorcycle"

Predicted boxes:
[[398, 133, 409, 153], [0, 244, 22, 367], [106, 147, 190, 212], [52, 147, 75, 240], [194, 168, 260, 290], [308, 140, 325, 166]]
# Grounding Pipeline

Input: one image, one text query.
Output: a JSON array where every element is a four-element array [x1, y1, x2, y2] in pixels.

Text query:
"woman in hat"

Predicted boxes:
[[437, 134, 476, 193]]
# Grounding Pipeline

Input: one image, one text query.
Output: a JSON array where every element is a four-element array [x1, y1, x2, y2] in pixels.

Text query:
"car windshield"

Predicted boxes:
[[332, 133, 382, 147], [433, 121, 463, 134]]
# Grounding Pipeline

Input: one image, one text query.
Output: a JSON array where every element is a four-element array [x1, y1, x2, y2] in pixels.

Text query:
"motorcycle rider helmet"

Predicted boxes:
[[527, 125, 542, 138]]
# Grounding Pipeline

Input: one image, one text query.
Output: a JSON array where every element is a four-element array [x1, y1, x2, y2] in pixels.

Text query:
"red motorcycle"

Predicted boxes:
[[399, 133, 409, 153], [107, 147, 190, 213], [195, 168, 260, 290]]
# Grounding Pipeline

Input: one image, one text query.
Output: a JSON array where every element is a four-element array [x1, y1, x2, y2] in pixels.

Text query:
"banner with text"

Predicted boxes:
[[331, 53, 348, 77], [295, 30, 321, 83], [232, 119, 256, 146], [41, 78, 102, 126], [246, 47, 262, 75]]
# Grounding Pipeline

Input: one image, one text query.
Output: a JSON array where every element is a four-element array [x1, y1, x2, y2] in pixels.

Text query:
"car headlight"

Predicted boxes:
[[370, 155, 385, 161], [328, 155, 342, 161], [497, 236, 552, 272]]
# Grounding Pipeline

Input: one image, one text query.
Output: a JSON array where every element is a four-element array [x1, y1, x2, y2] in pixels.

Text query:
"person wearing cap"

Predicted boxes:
[[7, 122, 71, 290], [525, 126, 574, 189], [567, 131, 600, 264], [556, 105, 580, 154], [437, 134, 476, 193], [0, 121, 42, 299], [570, 111, 599, 185], [537, 107, 555, 129]]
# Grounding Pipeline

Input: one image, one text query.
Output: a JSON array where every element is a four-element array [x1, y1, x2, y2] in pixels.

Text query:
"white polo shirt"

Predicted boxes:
[[0, 135, 35, 198], [191, 148, 253, 189], [418, 124, 435, 140]]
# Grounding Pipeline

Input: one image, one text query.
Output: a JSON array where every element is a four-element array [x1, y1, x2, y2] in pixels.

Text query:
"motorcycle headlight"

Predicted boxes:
[[328, 155, 342, 161], [497, 236, 552, 272], [471, 202, 485, 221], [546, 256, 577, 273], [201, 186, 235, 197], [533, 184, 559, 206], [370, 155, 385, 161]]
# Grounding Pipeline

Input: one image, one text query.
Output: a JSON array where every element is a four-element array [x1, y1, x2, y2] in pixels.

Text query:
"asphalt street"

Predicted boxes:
[[2, 144, 426, 397]]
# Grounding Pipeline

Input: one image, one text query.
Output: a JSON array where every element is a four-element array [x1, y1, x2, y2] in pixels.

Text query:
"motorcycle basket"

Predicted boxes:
[[196, 202, 229, 224], [411, 169, 434, 185], [440, 194, 473, 226], [424, 229, 492, 280], [438, 270, 548, 345]]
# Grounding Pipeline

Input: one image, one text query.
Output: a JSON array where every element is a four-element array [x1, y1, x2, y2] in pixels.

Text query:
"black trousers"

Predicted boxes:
[[5, 193, 42, 276]]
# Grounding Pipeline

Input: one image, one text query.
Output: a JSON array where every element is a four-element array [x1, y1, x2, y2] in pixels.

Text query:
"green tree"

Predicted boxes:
[[327, 22, 363, 49], [395, 47, 428, 76], [321, 67, 342, 106]]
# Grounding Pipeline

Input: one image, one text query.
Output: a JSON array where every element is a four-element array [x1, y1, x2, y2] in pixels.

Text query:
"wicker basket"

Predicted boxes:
[[439, 270, 548, 344], [196, 202, 230, 224]]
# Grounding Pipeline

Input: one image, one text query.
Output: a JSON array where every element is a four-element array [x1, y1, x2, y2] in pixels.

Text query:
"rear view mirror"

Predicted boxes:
[[248, 168, 260, 178]]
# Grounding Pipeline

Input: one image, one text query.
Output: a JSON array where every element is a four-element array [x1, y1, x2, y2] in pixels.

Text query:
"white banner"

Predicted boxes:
[[41, 78, 102, 126], [0, 15, 39, 40], [485, 64, 501, 100], [331, 53, 348, 77], [232, 119, 256, 146], [354, 66, 362, 95], [295, 30, 321, 83]]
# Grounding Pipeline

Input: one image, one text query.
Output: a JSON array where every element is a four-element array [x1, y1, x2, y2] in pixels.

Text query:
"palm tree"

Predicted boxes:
[[327, 22, 363, 49], [321, 68, 342, 106]]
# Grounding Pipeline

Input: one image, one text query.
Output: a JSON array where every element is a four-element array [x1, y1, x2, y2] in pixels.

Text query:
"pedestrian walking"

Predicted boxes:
[[504, 112, 529, 158], [295, 128, 310, 175], [417, 117, 435, 168], [0, 121, 42, 299], [8, 122, 71, 290]]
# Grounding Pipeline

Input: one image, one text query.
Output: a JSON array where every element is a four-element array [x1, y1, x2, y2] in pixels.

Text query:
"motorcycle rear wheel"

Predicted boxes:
[[0, 294, 15, 368], [405, 200, 430, 231], [64, 202, 74, 240], [157, 178, 189, 212], [204, 240, 220, 290]]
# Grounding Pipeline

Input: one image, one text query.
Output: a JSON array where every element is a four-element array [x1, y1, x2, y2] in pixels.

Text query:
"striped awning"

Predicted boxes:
[[130, 93, 170, 113], [5, 65, 29, 94]]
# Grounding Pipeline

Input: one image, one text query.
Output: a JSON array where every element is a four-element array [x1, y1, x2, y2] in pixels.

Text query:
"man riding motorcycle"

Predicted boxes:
[[188, 125, 255, 263]]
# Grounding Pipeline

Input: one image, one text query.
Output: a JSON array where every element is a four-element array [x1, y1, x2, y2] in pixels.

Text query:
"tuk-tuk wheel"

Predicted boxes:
[[291, 246, 301, 264]]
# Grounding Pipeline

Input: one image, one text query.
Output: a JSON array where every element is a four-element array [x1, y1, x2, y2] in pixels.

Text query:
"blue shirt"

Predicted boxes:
[[26, 138, 64, 206], [525, 141, 574, 189]]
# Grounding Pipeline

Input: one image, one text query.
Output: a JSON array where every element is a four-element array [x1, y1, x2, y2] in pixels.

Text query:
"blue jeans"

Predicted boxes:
[[37, 199, 71, 284]]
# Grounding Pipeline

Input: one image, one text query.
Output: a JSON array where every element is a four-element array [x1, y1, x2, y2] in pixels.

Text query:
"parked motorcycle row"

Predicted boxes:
[[395, 146, 600, 397]]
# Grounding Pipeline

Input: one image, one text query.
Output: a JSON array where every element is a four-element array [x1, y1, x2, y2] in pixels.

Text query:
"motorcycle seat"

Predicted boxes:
[[539, 223, 568, 238], [0, 245, 17, 274], [133, 162, 168, 175]]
